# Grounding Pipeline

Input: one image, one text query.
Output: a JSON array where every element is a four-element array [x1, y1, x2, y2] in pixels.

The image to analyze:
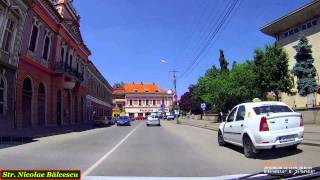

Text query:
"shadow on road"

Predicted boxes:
[[225, 144, 303, 160], [0, 137, 38, 150], [0, 124, 116, 150]]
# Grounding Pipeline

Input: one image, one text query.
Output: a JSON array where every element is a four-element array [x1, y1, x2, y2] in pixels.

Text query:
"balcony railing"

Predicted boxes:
[[56, 61, 84, 81]]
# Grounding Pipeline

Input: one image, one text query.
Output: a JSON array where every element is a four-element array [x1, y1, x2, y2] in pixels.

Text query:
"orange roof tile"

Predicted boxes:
[[112, 87, 125, 94], [123, 83, 166, 94]]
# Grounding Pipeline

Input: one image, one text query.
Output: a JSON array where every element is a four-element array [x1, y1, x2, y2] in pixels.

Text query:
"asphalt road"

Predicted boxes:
[[0, 120, 319, 177]]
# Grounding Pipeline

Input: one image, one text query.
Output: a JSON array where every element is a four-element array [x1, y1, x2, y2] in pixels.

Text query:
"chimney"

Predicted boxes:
[[153, 82, 155, 85], [141, 81, 143, 85]]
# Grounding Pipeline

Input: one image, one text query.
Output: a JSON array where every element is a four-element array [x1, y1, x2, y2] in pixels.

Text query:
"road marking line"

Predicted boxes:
[[82, 123, 141, 177]]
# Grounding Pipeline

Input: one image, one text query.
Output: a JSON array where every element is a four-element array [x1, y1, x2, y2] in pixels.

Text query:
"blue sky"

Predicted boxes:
[[74, 0, 310, 96]]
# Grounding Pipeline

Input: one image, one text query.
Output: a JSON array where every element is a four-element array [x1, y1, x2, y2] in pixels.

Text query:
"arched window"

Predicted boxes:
[[0, 76, 7, 115], [38, 83, 46, 126], [22, 77, 33, 127]]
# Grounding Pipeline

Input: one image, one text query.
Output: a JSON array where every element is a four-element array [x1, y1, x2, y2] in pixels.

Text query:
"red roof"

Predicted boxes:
[[123, 83, 166, 94]]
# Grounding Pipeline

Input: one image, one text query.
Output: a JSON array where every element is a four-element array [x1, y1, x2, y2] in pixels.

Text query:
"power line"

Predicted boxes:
[[179, 0, 240, 79], [180, 0, 239, 78], [181, 0, 231, 66]]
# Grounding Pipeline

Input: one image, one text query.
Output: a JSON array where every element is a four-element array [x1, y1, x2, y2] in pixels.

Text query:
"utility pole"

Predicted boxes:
[[170, 70, 179, 124]]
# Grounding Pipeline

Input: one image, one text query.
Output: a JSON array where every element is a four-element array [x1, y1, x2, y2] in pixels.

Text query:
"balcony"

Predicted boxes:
[[56, 61, 84, 81]]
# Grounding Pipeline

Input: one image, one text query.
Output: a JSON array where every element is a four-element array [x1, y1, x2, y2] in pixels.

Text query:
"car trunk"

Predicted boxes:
[[265, 112, 301, 132]]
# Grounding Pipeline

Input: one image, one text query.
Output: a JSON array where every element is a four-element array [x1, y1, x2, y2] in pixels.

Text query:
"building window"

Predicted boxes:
[[302, 24, 307, 30], [1, 18, 15, 52], [139, 100, 141, 106], [60, 47, 65, 62], [162, 98, 164, 105], [69, 55, 73, 68], [42, 33, 51, 60], [294, 28, 299, 33], [146, 100, 149, 106], [129, 99, 132, 106], [29, 25, 39, 52], [0, 76, 6, 115], [307, 22, 312, 28], [65, 50, 69, 64], [153, 100, 156, 106], [312, 20, 317, 26], [76, 62, 79, 72], [289, 30, 294, 35]]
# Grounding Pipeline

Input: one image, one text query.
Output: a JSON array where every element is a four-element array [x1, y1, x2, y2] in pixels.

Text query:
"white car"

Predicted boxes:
[[146, 115, 161, 126], [218, 101, 304, 158], [166, 114, 175, 120]]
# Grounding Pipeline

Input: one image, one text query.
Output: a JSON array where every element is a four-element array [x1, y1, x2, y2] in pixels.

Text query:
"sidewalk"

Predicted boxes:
[[177, 118, 320, 147], [0, 123, 96, 143]]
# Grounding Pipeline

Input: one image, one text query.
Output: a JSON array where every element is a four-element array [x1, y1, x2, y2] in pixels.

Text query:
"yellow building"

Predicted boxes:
[[112, 87, 126, 117], [261, 0, 320, 108]]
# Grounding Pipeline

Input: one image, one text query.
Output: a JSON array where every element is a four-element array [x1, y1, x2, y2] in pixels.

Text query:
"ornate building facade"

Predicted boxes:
[[112, 82, 173, 118], [0, 0, 27, 129], [15, 0, 91, 128]]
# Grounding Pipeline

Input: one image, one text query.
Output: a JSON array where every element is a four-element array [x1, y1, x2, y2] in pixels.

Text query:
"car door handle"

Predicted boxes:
[[241, 124, 243, 127], [269, 121, 275, 124]]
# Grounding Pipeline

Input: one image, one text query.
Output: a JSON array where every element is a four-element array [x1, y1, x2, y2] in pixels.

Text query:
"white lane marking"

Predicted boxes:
[[82, 123, 141, 177]]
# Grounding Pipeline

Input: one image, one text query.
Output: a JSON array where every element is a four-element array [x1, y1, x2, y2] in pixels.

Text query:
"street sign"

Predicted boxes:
[[161, 104, 165, 110]]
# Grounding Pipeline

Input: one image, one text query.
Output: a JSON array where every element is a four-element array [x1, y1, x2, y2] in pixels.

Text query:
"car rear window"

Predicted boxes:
[[253, 105, 293, 115]]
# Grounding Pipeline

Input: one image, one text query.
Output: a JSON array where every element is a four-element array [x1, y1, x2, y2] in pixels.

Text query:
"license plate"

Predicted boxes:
[[279, 135, 295, 143]]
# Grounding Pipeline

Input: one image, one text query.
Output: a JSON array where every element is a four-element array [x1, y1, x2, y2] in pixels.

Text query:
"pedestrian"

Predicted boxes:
[[219, 111, 224, 122]]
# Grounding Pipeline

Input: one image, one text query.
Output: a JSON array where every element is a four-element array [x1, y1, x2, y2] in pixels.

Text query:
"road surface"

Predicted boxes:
[[0, 120, 319, 177]]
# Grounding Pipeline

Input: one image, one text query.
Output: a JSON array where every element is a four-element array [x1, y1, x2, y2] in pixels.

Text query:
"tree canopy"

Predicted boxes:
[[186, 44, 293, 113], [292, 35, 318, 96]]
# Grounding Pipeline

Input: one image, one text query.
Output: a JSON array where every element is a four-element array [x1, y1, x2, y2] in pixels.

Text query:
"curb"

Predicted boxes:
[[178, 121, 320, 148]]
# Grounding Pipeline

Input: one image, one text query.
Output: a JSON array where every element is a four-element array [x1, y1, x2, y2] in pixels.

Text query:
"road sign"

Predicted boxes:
[[161, 104, 165, 110]]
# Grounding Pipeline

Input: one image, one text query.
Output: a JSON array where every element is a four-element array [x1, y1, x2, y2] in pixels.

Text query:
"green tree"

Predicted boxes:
[[253, 43, 293, 100], [219, 49, 229, 74], [179, 85, 202, 114], [292, 35, 318, 96], [204, 65, 220, 78], [194, 62, 259, 113]]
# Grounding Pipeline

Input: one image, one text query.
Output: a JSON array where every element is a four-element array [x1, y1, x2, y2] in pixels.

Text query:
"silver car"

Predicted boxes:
[[146, 115, 161, 126]]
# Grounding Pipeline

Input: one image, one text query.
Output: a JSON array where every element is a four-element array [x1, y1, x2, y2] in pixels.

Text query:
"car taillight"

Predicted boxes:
[[259, 116, 269, 131], [300, 114, 304, 127]]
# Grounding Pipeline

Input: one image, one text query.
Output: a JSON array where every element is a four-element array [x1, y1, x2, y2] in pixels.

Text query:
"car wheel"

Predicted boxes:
[[117, 124, 119, 126], [286, 144, 298, 150], [243, 136, 257, 158], [218, 131, 225, 146], [146, 124, 149, 126]]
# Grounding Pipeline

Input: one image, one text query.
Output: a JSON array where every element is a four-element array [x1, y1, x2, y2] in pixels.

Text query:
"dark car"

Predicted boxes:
[[94, 116, 112, 127], [135, 116, 145, 120], [116, 116, 131, 126]]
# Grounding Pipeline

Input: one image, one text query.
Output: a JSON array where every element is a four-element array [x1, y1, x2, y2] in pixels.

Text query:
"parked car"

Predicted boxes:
[[166, 114, 175, 120], [146, 115, 160, 126], [218, 101, 304, 158], [116, 116, 131, 126], [94, 116, 112, 127], [135, 116, 145, 120]]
